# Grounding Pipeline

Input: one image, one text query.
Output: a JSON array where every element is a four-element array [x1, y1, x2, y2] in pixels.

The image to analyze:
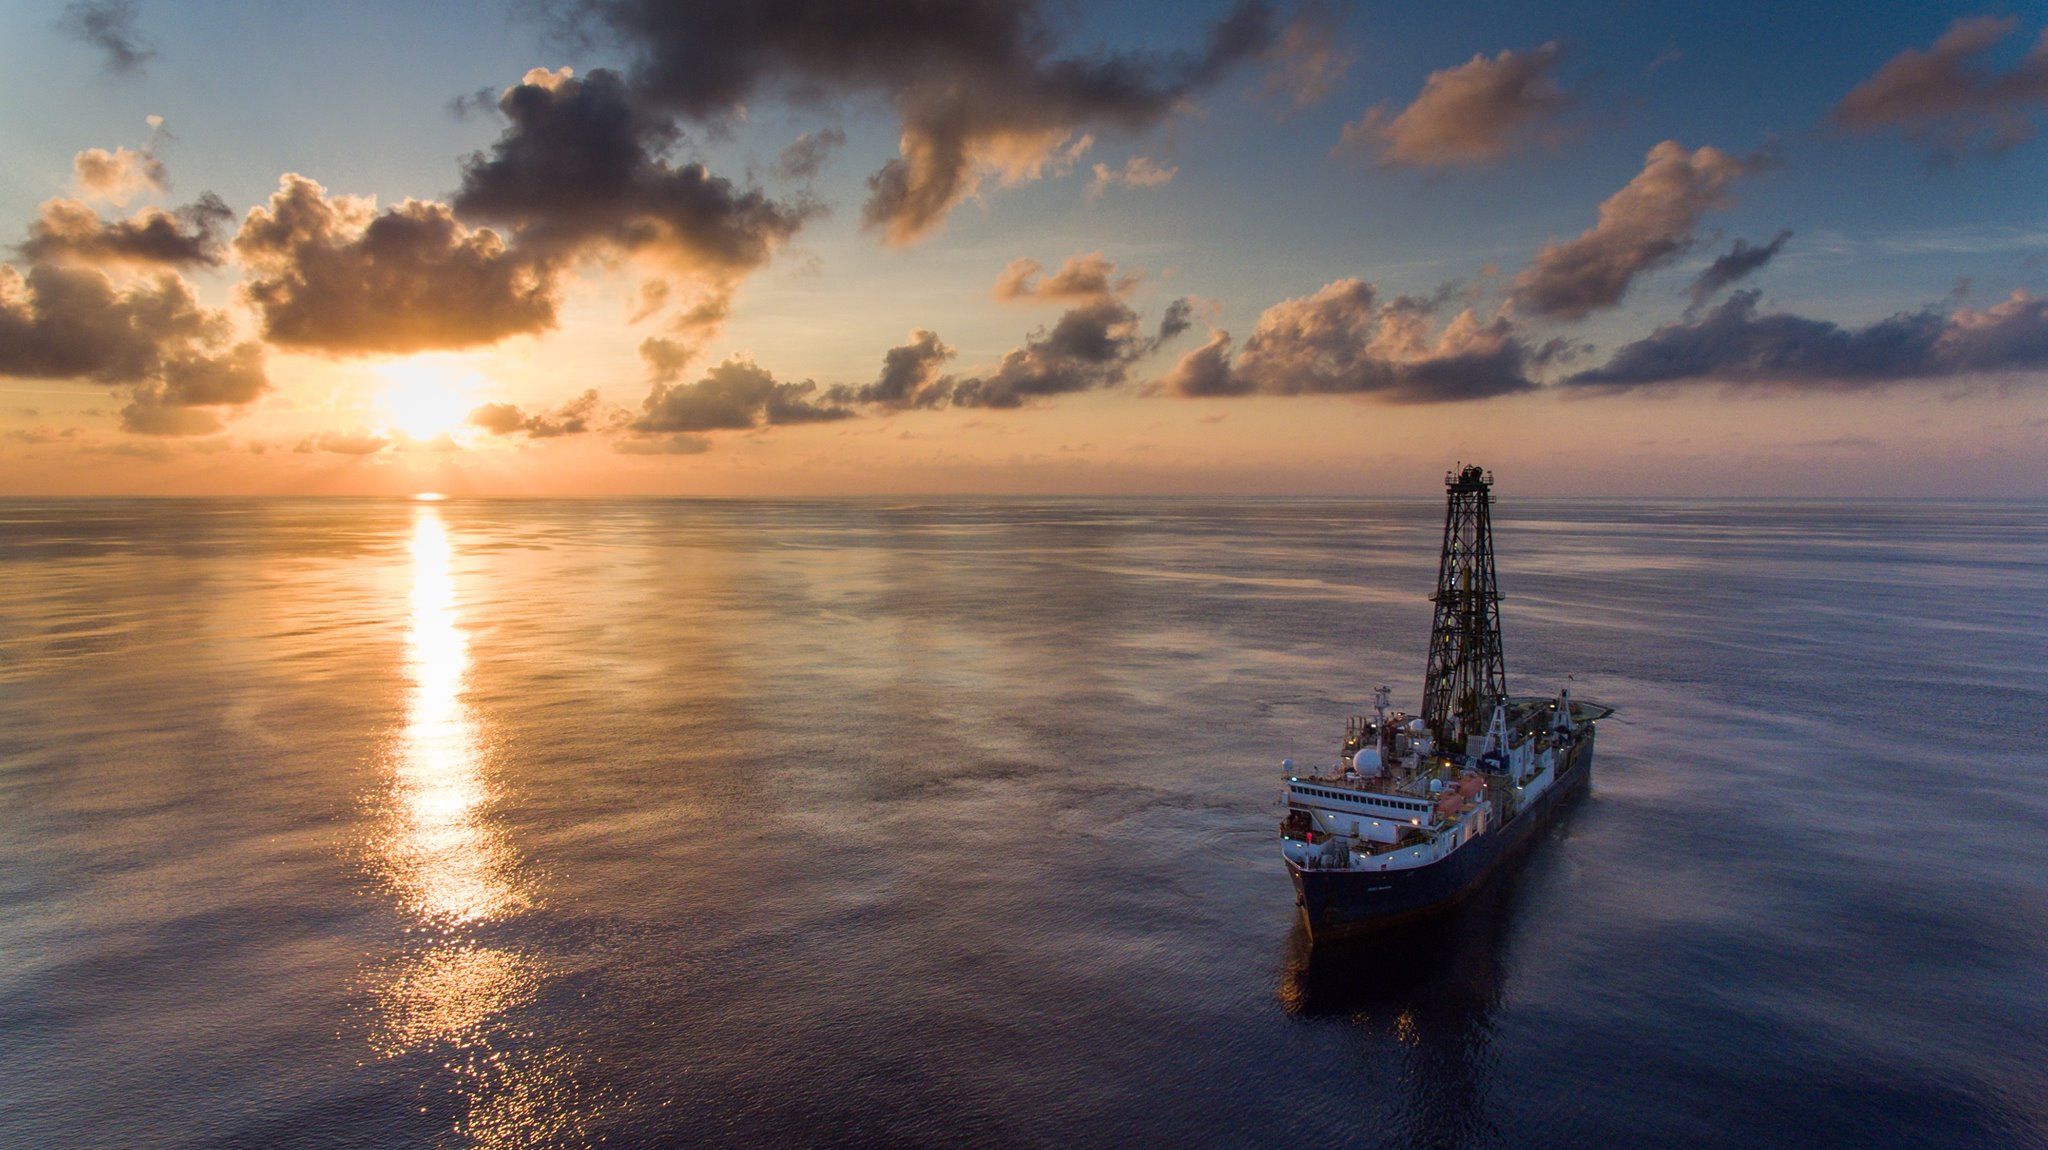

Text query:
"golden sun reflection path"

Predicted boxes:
[[362, 505, 593, 1146], [381, 508, 530, 927]]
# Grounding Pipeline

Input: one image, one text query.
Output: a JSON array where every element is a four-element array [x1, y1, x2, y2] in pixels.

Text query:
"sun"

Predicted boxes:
[[375, 357, 483, 441]]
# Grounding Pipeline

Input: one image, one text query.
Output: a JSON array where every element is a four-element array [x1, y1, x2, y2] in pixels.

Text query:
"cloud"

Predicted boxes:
[[467, 389, 610, 437], [1259, 2, 1353, 113], [614, 433, 711, 455], [583, 0, 1275, 244], [0, 261, 268, 434], [453, 68, 812, 279], [235, 174, 557, 354], [633, 355, 854, 433], [20, 195, 231, 268], [639, 335, 697, 383], [120, 402, 223, 436], [1565, 288, 2048, 391], [947, 297, 1164, 408], [772, 128, 847, 181], [822, 329, 958, 409], [1687, 230, 1791, 312], [992, 252, 1138, 302], [1337, 43, 1567, 167], [1086, 156, 1178, 198], [1831, 17, 2048, 160], [630, 279, 678, 326], [1157, 296, 1194, 342], [1152, 278, 1541, 403], [60, 0, 154, 75], [4, 425, 81, 445], [1512, 141, 1751, 320], [73, 146, 167, 203], [466, 403, 526, 434], [296, 428, 391, 455], [843, 253, 1190, 410]]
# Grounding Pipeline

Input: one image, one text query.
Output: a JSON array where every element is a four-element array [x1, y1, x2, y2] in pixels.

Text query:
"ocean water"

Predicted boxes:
[[1, 496, 2043, 1149]]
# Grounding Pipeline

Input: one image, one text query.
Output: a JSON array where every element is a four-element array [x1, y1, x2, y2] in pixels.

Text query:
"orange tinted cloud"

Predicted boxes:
[[1338, 43, 1567, 168], [1512, 141, 1750, 320]]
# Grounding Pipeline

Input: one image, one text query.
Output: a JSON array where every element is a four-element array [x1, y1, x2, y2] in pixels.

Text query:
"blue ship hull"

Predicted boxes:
[[1288, 731, 1595, 940]]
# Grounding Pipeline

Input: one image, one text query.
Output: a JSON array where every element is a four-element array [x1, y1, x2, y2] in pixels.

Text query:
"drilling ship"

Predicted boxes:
[[1280, 466, 1611, 940]]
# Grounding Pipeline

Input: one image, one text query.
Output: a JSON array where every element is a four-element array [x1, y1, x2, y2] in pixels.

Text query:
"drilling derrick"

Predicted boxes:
[[1421, 465, 1506, 751]]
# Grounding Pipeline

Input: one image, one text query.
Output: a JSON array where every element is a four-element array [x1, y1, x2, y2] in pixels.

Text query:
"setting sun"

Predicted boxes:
[[376, 358, 482, 441]]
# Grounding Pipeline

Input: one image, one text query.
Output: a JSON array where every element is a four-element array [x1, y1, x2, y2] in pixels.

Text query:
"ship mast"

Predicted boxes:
[[1421, 464, 1506, 752]]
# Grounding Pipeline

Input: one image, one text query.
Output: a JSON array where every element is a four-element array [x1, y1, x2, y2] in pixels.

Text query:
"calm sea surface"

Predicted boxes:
[[1, 497, 2043, 1149]]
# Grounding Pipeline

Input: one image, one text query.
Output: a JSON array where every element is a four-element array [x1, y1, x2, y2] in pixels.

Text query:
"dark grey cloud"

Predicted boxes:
[[1153, 278, 1539, 403], [0, 260, 267, 434], [235, 174, 557, 354], [123, 342, 268, 434], [1157, 296, 1194, 342], [1687, 230, 1791, 312], [883, 250, 1187, 409], [453, 68, 812, 277], [1565, 288, 2048, 391], [468, 389, 611, 437], [449, 86, 502, 120], [947, 297, 1155, 408], [20, 195, 231, 268], [61, 0, 154, 75], [1513, 141, 1751, 321], [1831, 17, 2048, 160], [823, 329, 957, 409], [772, 128, 846, 181], [633, 356, 854, 433], [1337, 42, 1566, 167], [578, 0, 1275, 243]]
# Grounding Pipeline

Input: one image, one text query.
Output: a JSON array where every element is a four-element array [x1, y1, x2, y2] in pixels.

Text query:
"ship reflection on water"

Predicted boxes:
[[1279, 877, 1525, 1146], [363, 504, 595, 1147]]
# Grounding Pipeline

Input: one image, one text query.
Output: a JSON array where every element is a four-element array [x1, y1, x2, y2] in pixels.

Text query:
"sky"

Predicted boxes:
[[1, 0, 2045, 497]]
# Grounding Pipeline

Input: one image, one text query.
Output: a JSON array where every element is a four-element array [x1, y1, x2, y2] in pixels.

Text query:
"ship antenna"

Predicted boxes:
[[1422, 465, 1506, 753]]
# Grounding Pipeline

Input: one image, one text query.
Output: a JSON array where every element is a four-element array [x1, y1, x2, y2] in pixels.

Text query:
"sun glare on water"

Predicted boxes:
[[376, 357, 483, 440]]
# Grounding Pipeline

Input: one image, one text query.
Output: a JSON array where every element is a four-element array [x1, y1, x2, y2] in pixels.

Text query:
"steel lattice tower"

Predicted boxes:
[[1421, 465, 1506, 750]]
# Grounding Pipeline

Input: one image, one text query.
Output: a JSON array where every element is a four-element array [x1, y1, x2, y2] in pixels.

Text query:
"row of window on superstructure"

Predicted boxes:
[[1290, 785, 1426, 812]]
